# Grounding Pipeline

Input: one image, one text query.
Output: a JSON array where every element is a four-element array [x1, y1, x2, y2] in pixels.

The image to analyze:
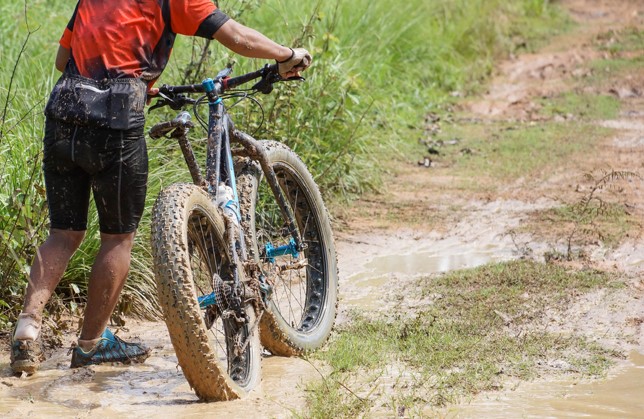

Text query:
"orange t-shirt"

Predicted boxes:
[[60, 0, 228, 83]]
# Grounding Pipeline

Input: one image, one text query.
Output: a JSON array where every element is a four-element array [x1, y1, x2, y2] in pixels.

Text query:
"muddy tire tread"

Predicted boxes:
[[237, 141, 338, 356], [151, 183, 259, 401]]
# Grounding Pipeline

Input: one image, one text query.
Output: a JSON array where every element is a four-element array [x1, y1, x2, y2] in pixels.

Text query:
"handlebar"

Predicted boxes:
[[149, 63, 300, 112]]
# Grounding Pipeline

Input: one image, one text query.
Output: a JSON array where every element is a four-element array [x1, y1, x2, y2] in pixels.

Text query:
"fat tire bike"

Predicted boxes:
[[148, 64, 338, 401]]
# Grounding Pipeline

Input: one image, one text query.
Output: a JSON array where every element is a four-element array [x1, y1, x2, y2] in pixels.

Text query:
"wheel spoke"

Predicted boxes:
[[255, 165, 327, 332], [186, 207, 252, 386]]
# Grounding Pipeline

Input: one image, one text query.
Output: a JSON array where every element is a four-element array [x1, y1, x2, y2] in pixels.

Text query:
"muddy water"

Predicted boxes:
[[337, 232, 516, 311], [338, 230, 643, 418], [450, 351, 644, 418], [344, 246, 508, 309], [0, 323, 321, 418]]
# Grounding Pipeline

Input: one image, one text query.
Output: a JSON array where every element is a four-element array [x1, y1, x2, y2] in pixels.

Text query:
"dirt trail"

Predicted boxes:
[[1, 0, 643, 417], [338, 0, 643, 415], [469, 0, 642, 121]]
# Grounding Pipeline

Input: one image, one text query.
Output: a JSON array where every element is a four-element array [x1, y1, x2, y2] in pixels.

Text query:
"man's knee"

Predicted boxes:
[[99, 231, 136, 251], [48, 229, 85, 251]]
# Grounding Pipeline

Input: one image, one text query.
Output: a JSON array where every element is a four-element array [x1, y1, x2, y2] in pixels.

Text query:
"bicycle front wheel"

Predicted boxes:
[[151, 183, 261, 401], [237, 141, 338, 356]]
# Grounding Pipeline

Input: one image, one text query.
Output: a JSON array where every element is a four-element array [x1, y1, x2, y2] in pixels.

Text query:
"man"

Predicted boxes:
[[10, 0, 311, 374]]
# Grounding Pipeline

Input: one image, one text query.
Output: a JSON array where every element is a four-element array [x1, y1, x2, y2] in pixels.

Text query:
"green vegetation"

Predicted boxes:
[[536, 202, 636, 259], [595, 26, 644, 54], [527, 170, 641, 259], [540, 92, 621, 120], [303, 261, 620, 417], [585, 27, 644, 85], [0, 0, 568, 328], [427, 121, 612, 191], [589, 55, 644, 83]]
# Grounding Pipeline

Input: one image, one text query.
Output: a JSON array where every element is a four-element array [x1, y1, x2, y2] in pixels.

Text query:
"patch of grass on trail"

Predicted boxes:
[[587, 27, 644, 85], [589, 54, 644, 83], [427, 121, 612, 192], [303, 260, 620, 418], [595, 27, 644, 55], [529, 201, 639, 252], [519, 169, 642, 259], [540, 92, 621, 120]]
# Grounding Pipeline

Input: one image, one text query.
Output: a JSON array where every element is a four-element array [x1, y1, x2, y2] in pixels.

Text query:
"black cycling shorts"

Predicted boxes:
[[42, 119, 148, 234]]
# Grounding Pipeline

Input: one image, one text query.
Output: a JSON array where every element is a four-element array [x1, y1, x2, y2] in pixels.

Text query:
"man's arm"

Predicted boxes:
[[55, 46, 71, 72], [213, 19, 292, 61], [213, 19, 311, 78]]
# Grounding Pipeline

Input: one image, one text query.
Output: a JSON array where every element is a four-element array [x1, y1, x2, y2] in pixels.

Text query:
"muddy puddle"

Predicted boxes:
[[0, 323, 320, 418], [338, 229, 643, 418], [341, 240, 514, 310], [450, 351, 644, 418]]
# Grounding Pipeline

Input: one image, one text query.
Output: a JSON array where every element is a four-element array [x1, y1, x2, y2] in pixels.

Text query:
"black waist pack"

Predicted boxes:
[[45, 74, 147, 130]]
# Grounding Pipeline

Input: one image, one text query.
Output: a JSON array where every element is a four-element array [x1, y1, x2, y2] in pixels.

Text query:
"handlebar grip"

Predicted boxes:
[[159, 83, 204, 95]]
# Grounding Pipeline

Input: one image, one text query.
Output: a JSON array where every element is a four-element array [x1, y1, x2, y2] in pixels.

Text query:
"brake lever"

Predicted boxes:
[[252, 74, 305, 94], [148, 99, 167, 113], [148, 92, 197, 112]]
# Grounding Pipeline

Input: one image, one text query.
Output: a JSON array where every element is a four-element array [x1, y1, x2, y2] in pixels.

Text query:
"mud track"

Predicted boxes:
[[1, 0, 643, 417]]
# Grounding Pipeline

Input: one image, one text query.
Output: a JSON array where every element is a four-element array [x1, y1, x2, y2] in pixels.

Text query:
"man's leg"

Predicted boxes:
[[77, 232, 135, 348], [11, 229, 85, 374], [70, 125, 150, 364], [16, 229, 85, 339]]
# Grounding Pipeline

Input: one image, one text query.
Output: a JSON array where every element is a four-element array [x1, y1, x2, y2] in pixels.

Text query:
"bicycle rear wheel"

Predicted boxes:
[[151, 183, 261, 401], [237, 141, 338, 355]]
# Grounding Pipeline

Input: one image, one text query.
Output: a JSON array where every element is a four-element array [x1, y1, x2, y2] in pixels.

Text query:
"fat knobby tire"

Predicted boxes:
[[151, 183, 261, 401], [236, 141, 339, 356]]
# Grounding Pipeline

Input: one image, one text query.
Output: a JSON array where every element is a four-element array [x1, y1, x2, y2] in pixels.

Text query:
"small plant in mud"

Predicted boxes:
[[544, 169, 641, 261]]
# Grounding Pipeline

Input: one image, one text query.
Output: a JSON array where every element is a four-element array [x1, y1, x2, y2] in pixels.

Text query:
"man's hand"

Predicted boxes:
[[277, 48, 312, 79], [146, 87, 159, 105]]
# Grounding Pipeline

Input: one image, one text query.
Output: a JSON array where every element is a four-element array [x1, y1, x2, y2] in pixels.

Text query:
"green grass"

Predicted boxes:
[[524, 169, 642, 257], [584, 27, 644, 86], [540, 92, 621, 120], [0, 0, 570, 328], [536, 203, 637, 248], [589, 55, 644, 83], [303, 260, 620, 417], [425, 121, 612, 191], [595, 27, 644, 54]]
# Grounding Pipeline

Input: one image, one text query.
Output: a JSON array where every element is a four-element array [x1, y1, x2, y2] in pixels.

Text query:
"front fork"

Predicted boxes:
[[231, 129, 305, 253]]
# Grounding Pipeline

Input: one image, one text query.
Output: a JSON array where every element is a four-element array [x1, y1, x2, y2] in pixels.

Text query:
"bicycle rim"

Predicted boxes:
[[237, 141, 338, 354]]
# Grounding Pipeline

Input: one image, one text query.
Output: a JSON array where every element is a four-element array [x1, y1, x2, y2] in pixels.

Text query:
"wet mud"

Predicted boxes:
[[0, 323, 321, 418], [451, 351, 644, 418], [1, 0, 643, 416]]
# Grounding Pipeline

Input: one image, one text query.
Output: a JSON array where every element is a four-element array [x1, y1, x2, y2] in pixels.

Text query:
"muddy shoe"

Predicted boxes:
[[11, 339, 45, 375], [70, 329, 150, 368]]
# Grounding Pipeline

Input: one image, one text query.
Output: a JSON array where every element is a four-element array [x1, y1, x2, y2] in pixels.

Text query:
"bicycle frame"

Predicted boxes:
[[150, 72, 307, 304]]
